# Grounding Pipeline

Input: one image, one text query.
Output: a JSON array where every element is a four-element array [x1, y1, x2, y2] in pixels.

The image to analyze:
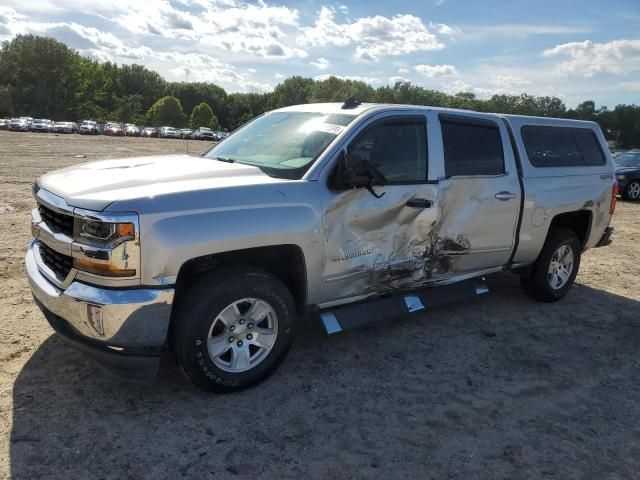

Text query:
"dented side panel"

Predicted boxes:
[[322, 185, 440, 302], [319, 109, 521, 303]]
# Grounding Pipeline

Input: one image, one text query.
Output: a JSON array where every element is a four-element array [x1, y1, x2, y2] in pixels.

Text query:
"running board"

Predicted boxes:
[[319, 278, 490, 335]]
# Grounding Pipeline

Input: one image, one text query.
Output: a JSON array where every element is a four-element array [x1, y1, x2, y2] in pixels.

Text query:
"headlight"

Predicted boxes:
[[615, 174, 626, 180], [72, 212, 140, 278], [75, 218, 135, 246]]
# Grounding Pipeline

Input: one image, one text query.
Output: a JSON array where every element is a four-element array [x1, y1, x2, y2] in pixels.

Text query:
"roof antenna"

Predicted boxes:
[[342, 97, 361, 109]]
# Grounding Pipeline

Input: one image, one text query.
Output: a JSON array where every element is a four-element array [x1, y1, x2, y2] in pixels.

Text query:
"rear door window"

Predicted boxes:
[[440, 115, 505, 177], [521, 126, 605, 167]]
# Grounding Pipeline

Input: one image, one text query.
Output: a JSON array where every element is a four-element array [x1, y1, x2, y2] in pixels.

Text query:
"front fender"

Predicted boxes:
[[138, 201, 323, 302]]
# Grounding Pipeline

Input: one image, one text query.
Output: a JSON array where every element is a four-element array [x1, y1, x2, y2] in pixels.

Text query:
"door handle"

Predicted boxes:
[[495, 191, 516, 201], [406, 198, 432, 208]]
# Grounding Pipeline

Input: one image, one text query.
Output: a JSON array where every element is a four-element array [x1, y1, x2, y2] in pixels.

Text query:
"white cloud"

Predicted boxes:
[[621, 81, 640, 90], [299, 6, 452, 61], [389, 76, 410, 84], [310, 57, 330, 70], [415, 64, 458, 78], [442, 79, 472, 94], [314, 74, 381, 85], [160, 51, 271, 91], [543, 39, 640, 77], [430, 23, 459, 36], [464, 23, 593, 38], [493, 75, 532, 89], [114, 0, 306, 59], [274, 72, 285, 79], [441, 73, 535, 97], [398, 68, 410, 74]]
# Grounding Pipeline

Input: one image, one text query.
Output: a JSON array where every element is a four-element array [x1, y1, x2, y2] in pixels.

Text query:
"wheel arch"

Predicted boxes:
[[548, 210, 592, 249], [173, 244, 308, 315]]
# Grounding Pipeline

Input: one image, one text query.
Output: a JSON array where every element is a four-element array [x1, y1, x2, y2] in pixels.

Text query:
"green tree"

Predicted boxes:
[[190, 102, 218, 129], [118, 64, 167, 112], [0, 85, 13, 117], [0, 35, 81, 118], [113, 94, 143, 123], [170, 82, 227, 126], [238, 112, 254, 126], [145, 96, 187, 127], [269, 76, 314, 108]]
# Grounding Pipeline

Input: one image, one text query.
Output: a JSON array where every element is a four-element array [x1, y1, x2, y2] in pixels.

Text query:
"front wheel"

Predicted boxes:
[[171, 267, 297, 393], [521, 227, 581, 302]]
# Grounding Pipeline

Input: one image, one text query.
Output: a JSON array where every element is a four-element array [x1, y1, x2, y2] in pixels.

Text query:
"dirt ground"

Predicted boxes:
[[0, 130, 639, 479]]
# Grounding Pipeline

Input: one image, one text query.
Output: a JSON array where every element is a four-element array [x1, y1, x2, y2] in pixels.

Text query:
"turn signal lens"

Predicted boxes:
[[116, 223, 135, 237], [73, 258, 136, 277]]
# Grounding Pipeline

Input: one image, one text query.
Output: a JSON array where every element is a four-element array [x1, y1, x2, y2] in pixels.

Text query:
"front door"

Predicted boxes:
[[321, 114, 439, 304]]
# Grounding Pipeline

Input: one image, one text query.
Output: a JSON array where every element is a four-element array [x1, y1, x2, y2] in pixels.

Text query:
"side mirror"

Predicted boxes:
[[333, 150, 386, 198]]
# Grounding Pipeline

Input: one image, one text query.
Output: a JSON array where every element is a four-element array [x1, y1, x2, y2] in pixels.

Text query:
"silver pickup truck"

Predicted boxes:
[[26, 101, 616, 392]]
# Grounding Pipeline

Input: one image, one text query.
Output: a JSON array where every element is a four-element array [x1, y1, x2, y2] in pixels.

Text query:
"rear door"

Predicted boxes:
[[429, 113, 521, 275]]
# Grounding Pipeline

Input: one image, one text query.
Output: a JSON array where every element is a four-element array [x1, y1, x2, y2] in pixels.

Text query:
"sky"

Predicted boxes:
[[0, 0, 639, 107]]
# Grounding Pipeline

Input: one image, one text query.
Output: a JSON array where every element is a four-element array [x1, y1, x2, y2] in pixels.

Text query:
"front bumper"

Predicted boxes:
[[26, 243, 174, 382]]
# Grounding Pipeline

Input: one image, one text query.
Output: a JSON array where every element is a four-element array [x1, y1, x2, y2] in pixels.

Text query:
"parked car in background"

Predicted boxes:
[[142, 127, 158, 138], [104, 123, 125, 136], [8, 118, 30, 131], [159, 126, 179, 138], [79, 120, 100, 135], [217, 131, 229, 140], [0, 119, 9, 130], [125, 124, 140, 137], [179, 128, 194, 139], [52, 122, 77, 134], [19, 117, 34, 128], [193, 127, 215, 140], [615, 149, 640, 201], [31, 119, 53, 133]]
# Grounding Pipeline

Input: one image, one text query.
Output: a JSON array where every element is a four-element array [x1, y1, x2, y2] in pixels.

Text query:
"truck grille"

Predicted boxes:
[[39, 242, 73, 280], [38, 203, 74, 236]]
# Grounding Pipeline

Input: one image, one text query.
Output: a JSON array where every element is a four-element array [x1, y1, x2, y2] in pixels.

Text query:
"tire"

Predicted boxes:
[[520, 227, 581, 302], [171, 266, 297, 393], [622, 181, 640, 201]]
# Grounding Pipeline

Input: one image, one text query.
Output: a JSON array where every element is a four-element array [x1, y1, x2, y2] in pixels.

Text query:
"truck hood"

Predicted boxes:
[[38, 154, 281, 211]]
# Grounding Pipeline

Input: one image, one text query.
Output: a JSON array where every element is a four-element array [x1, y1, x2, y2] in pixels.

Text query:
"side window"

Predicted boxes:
[[521, 126, 605, 167], [348, 119, 427, 183], [441, 117, 505, 177]]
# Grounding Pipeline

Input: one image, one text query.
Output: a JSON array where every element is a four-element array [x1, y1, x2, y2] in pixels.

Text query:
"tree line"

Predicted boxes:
[[0, 35, 638, 146]]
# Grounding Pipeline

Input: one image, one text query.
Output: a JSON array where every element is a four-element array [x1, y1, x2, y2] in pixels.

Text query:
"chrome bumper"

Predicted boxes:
[[26, 243, 174, 348]]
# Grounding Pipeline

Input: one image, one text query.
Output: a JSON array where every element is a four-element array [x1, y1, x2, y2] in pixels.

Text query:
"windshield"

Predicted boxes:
[[204, 111, 356, 179], [615, 152, 640, 167]]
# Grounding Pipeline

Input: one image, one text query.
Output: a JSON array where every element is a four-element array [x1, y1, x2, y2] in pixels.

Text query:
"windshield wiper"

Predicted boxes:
[[215, 156, 235, 163]]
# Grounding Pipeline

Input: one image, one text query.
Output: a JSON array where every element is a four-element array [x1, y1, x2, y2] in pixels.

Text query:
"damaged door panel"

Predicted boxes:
[[322, 184, 440, 301], [321, 111, 521, 303]]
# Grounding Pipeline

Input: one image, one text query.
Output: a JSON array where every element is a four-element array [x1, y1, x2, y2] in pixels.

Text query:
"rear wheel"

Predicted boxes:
[[171, 267, 297, 393], [622, 181, 640, 201], [521, 227, 581, 302]]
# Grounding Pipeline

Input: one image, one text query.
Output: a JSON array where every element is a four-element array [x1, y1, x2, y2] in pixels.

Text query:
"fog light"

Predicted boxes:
[[87, 304, 104, 336]]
